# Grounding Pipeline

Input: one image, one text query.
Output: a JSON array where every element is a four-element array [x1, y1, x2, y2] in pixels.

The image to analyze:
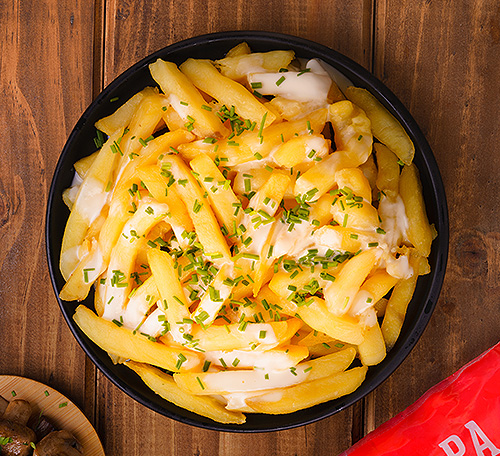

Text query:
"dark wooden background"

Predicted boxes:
[[1, 0, 499, 454]]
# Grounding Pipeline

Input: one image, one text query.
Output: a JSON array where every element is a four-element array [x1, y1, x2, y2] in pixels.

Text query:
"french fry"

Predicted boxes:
[[113, 92, 166, 181], [60, 129, 123, 279], [329, 100, 373, 166], [160, 154, 232, 263], [149, 58, 228, 138], [399, 164, 433, 257], [59, 239, 105, 302], [180, 59, 276, 127], [224, 41, 251, 58], [294, 150, 354, 199], [357, 321, 386, 365], [147, 248, 192, 342], [95, 87, 159, 136], [174, 347, 355, 398], [122, 275, 159, 330], [381, 253, 422, 350], [345, 86, 415, 165], [323, 249, 380, 316], [215, 50, 294, 81], [360, 270, 399, 303], [189, 154, 242, 236], [126, 361, 245, 424], [246, 366, 368, 414], [272, 134, 329, 169], [191, 264, 234, 327], [375, 142, 400, 197], [259, 287, 365, 345], [330, 192, 380, 231], [187, 318, 302, 352], [135, 165, 194, 246], [335, 167, 373, 202], [73, 305, 201, 372], [74, 151, 99, 180], [206, 345, 309, 370], [102, 200, 170, 320]]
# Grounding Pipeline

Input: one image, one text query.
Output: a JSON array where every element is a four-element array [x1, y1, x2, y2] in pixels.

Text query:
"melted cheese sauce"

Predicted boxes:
[[247, 61, 332, 104]]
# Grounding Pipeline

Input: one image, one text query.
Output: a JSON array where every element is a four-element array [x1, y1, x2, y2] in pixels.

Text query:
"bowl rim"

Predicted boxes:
[[46, 30, 449, 433]]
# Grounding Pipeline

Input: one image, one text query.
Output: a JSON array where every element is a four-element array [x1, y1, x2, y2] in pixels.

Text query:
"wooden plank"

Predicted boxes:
[[96, 1, 372, 454], [103, 0, 372, 83], [0, 0, 97, 423], [368, 0, 500, 430]]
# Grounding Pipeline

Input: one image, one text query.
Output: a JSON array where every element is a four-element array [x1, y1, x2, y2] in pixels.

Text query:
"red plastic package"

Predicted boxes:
[[342, 341, 500, 456]]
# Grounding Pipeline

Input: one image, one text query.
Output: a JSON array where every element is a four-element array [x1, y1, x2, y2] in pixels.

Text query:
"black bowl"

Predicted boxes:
[[46, 31, 448, 432]]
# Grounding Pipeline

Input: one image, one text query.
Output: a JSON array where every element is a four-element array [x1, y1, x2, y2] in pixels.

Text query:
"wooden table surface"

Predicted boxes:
[[1, 1, 499, 454]]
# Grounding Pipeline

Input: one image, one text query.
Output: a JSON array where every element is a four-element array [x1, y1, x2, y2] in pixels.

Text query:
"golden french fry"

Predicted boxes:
[[399, 164, 433, 257], [147, 248, 192, 341], [74, 151, 99, 180], [335, 167, 373, 202], [329, 100, 373, 166], [375, 142, 400, 197], [180, 59, 276, 127], [294, 150, 354, 199], [149, 58, 228, 138], [102, 201, 170, 320], [126, 361, 245, 424], [345, 86, 415, 165], [225, 42, 251, 58], [122, 275, 159, 330], [357, 321, 386, 365], [174, 347, 355, 397], [246, 366, 368, 414], [323, 249, 379, 316], [160, 155, 232, 263], [73, 305, 201, 372], [381, 253, 422, 350], [360, 270, 399, 303], [215, 50, 294, 81], [272, 134, 329, 169], [331, 193, 380, 231], [95, 87, 159, 136], [191, 264, 234, 327], [189, 154, 242, 236], [186, 318, 302, 352], [60, 129, 123, 280], [59, 239, 105, 302], [259, 287, 365, 345]]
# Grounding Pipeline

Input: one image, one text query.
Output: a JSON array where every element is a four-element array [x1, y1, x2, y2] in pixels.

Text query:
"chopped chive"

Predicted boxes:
[[196, 376, 205, 390], [276, 75, 286, 86], [258, 112, 267, 137]]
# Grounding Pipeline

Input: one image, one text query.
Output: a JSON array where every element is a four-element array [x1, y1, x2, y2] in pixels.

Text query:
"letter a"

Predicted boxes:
[[438, 435, 466, 456], [464, 420, 500, 456]]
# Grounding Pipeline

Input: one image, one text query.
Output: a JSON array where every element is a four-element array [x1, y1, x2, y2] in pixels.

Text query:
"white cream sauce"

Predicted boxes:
[[247, 66, 332, 104], [204, 349, 298, 371]]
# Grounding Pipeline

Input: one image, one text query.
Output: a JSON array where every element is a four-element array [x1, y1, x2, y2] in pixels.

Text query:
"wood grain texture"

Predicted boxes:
[[370, 0, 500, 428], [0, 0, 96, 421]]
